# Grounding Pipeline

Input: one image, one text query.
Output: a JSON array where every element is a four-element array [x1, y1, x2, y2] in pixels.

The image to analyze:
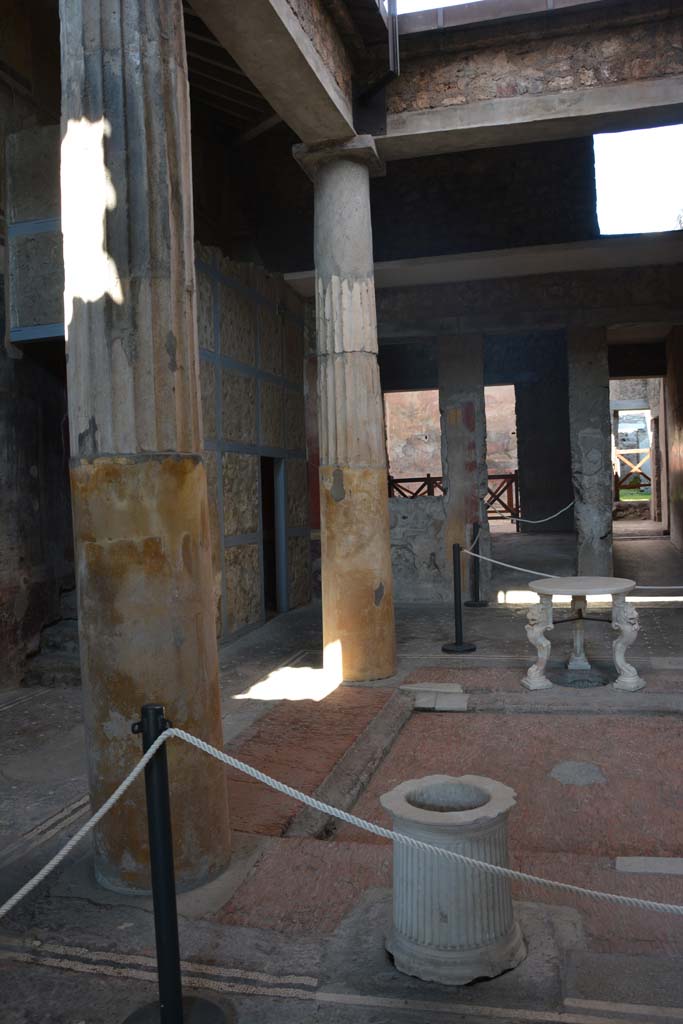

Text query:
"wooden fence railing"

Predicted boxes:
[[615, 448, 651, 488], [388, 470, 520, 520], [388, 474, 444, 498]]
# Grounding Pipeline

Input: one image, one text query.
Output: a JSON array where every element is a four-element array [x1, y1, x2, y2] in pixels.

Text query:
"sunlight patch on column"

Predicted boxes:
[[61, 117, 123, 328]]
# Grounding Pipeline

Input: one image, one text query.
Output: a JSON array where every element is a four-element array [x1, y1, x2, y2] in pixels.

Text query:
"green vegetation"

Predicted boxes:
[[619, 489, 650, 502]]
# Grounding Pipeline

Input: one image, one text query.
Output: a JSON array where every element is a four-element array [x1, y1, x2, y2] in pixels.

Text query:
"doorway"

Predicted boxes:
[[260, 457, 287, 619]]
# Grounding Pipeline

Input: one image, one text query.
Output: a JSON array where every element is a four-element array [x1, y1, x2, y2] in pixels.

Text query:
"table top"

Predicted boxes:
[[528, 576, 636, 596]]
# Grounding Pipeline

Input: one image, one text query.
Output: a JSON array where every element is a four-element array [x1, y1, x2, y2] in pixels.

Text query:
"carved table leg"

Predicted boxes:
[[522, 594, 554, 690], [612, 594, 646, 691], [567, 595, 591, 670]]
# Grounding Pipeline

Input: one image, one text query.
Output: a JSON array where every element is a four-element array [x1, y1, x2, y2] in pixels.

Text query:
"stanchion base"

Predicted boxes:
[[123, 996, 235, 1022], [464, 600, 489, 608], [441, 642, 476, 654]]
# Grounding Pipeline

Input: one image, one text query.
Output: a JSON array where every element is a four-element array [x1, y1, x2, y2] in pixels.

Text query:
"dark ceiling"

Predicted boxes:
[[183, 3, 278, 139]]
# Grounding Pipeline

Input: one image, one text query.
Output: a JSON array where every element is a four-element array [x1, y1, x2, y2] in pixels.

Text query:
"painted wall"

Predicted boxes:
[[485, 385, 517, 473], [196, 245, 311, 639], [384, 390, 442, 479], [665, 330, 683, 550]]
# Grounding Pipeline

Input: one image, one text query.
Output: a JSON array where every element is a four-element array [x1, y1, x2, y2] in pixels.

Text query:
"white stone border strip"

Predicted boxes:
[[616, 857, 683, 876]]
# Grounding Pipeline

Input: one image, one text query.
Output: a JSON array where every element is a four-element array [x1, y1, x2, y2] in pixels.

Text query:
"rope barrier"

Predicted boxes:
[[463, 548, 558, 578], [2, 728, 683, 921], [511, 499, 575, 525]]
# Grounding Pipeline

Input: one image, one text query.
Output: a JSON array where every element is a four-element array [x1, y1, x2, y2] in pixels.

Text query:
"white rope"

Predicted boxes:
[[463, 549, 558, 578], [511, 499, 575, 525], [2, 728, 683, 921], [0, 739, 163, 921]]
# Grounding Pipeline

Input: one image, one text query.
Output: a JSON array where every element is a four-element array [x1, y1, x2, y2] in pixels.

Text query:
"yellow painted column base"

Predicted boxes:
[[320, 465, 396, 682], [70, 454, 231, 892]]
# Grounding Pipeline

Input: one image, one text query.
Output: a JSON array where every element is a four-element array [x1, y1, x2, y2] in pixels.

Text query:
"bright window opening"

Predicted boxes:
[[594, 125, 683, 235]]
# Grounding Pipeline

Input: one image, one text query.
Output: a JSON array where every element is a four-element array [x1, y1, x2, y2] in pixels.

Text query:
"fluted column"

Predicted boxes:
[[293, 137, 395, 681], [60, 0, 231, 891]]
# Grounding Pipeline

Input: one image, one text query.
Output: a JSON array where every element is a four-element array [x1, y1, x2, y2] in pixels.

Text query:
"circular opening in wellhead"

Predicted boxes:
[[406, 780, 490, 813]]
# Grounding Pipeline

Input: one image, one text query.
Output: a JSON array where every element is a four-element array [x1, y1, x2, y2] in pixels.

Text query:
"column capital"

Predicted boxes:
[[293, 134, 385, 180]]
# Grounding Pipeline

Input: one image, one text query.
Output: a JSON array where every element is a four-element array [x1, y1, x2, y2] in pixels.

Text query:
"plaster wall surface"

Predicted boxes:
[[389, 497, 451, 602], [196, 245, 311, 639]]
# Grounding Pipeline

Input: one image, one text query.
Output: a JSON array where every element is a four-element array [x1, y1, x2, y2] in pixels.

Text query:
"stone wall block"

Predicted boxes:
[[260, 380, 285, 448], [284, 389, 306, 451], [220, 283, 257, 365], [284, 319, 305, 385], [9, 232, 64, 330], [196, 271, 214, 351], [287, 459, 309, 528], [288, 535, 312, 609], [222, 370, 257, 444], [225, 543, 261, 631], [222, 452, 259, 536], [199, 358, 217, 440], [259, 303, 283, 376]]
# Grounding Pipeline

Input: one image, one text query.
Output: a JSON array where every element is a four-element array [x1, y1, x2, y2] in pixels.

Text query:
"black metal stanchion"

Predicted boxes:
[[465, 523, 488, 608], [442, 543, 476, 653], [124, 704, 233, 1023]]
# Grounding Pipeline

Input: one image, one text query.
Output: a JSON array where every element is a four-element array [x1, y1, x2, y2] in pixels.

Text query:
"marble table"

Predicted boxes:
[[521, 576, 646, 692]]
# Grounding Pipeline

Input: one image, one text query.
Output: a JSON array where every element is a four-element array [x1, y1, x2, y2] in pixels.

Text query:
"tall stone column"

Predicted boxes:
[[567, 327, 613, 576], [60, 0, 230, 891], [293, 137, 395, 681], [439, 336, 491, 599]]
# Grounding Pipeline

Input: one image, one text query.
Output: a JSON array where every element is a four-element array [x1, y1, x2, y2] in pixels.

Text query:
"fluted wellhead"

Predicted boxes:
[[380, 774, 527, 985]]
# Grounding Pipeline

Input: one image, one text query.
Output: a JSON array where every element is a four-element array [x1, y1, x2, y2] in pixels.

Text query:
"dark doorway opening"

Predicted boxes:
[[261, 457, 278, 618]]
